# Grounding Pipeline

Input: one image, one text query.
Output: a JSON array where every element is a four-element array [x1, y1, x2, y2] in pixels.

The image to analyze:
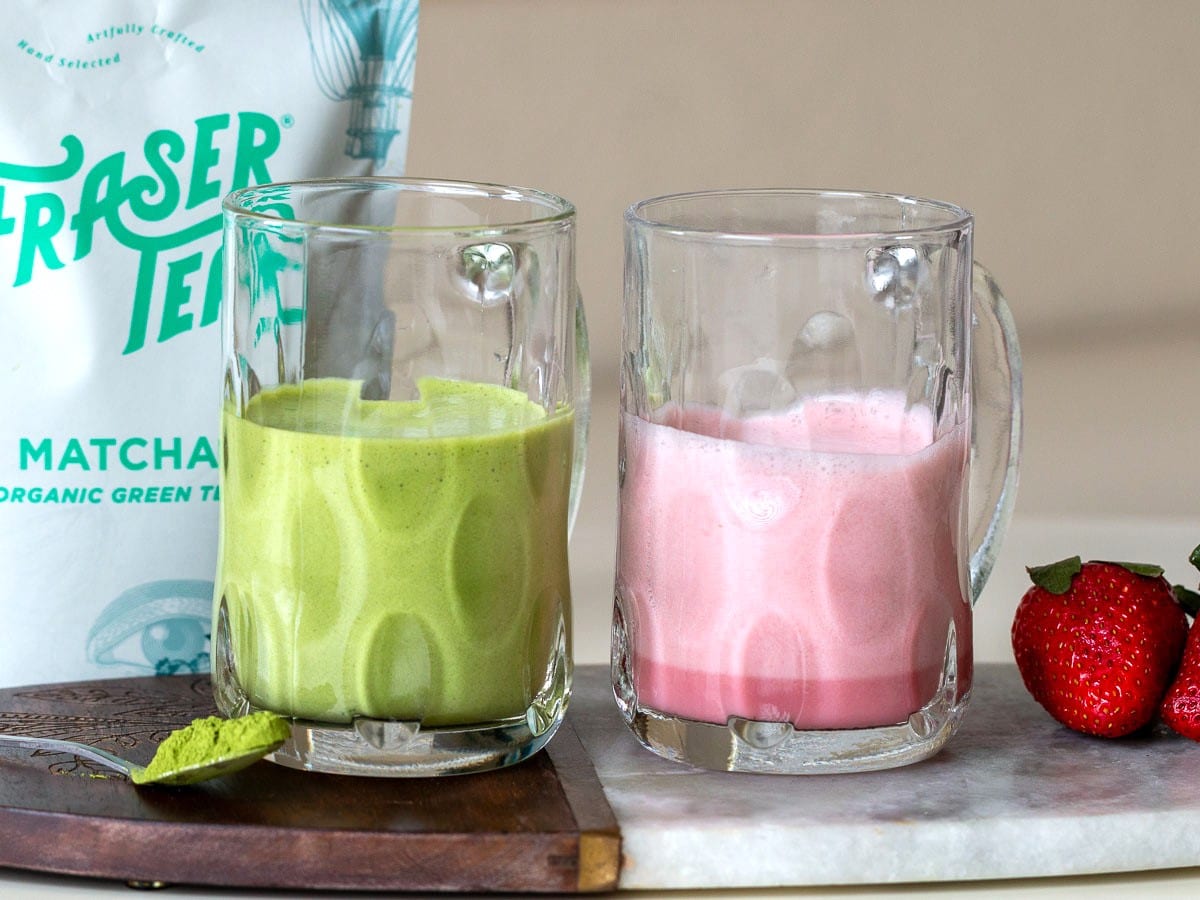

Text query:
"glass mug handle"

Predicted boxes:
[[567, 284, 591, 536], [968, 261, 1023, 604]]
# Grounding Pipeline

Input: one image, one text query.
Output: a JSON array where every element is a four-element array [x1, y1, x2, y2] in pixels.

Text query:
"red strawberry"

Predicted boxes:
[[1161, 618, 1200, 739], [1011, 557, 1188, 738], [1160, 544, 1200, 740]]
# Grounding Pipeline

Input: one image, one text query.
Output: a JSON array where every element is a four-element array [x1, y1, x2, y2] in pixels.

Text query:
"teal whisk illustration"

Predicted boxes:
[[302, 0, 420, 162]]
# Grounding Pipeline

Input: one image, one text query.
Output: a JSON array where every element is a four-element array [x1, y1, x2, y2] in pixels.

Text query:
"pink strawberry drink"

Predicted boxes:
[[616, 391, 970, 730]]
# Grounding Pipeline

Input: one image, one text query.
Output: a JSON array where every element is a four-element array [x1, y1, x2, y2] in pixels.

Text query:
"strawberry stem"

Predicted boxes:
[[1027, 556, 1082, 594], [1100, 561, 1166, 579], [1174, 584, 1200, 618]]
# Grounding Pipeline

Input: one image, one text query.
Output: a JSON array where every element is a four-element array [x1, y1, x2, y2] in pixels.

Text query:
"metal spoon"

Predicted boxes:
[[0, 731, 285, 786]]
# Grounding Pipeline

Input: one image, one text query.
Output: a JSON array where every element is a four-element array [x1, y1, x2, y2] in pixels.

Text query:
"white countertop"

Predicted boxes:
[[3, 861, 1200, 900]]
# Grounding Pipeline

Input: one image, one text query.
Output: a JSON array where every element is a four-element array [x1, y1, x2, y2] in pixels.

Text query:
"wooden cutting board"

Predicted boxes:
[[0, 675, 620, 893]]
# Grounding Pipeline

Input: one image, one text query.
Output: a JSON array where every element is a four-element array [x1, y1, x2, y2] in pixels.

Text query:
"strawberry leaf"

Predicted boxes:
[[1190, 544, 1200, 573], [1027, 556, 1082, 594], [1173, 584, 1200, 618], [1099, 560, 1166, 579]]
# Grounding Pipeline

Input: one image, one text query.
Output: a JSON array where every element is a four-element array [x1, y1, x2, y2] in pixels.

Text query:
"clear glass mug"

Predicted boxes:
[[213, 178, 588, 776], [614, 189, 1020, 773]]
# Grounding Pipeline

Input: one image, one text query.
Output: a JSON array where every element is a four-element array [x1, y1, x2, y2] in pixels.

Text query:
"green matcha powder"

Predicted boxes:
[[133, 711, 291, 784]]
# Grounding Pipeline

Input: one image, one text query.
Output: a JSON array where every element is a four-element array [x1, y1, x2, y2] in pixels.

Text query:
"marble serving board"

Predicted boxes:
[[569, 662, 1200, 890]]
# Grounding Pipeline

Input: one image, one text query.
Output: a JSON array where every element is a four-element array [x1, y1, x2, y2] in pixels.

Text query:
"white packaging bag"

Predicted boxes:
[[0, 0, 419, 686]]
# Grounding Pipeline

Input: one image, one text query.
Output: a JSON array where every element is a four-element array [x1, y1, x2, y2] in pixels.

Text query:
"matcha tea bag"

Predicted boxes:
[[0, 0, 420, 686]]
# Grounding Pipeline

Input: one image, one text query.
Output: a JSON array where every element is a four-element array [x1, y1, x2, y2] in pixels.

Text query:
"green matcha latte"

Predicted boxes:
[[214, 377, 573, 726]]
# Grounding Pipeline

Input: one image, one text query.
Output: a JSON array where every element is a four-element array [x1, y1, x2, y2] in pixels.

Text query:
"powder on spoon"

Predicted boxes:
[[133, 711, 291, 785]]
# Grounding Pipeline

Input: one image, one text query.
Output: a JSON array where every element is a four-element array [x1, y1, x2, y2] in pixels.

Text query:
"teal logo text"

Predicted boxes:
[[0, 112, 281, 354]]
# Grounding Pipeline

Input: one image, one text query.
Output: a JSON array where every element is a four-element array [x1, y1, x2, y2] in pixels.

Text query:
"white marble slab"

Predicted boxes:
[[569, 663, 1200, 890]]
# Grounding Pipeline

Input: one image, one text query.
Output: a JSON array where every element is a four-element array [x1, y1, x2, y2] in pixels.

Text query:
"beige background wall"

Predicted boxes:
[[407, 0, 1200, 522]]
